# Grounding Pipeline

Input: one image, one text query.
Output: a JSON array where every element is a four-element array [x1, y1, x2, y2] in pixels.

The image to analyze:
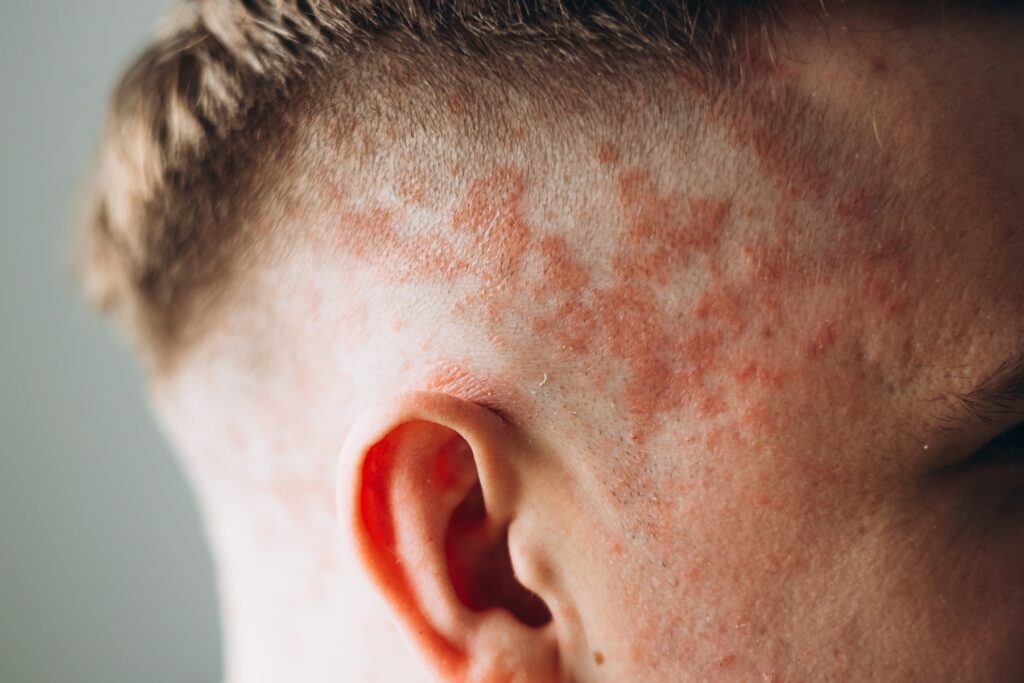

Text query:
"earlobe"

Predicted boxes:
[[336, 392, 562, 682]]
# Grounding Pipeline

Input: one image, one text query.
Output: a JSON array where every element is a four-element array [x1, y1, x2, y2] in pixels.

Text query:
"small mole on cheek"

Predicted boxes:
[[593, 651, 605, 665]]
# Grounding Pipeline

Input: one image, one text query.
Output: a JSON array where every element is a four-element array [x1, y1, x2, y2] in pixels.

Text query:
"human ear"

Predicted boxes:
[[337, 391, 563, 682]]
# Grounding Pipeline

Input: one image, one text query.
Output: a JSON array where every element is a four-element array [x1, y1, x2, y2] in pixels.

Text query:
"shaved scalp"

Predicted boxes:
[[78, 0, 790, 369]]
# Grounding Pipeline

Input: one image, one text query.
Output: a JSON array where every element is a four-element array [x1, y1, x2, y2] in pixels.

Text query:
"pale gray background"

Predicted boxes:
[[1, 2, 222, 682]]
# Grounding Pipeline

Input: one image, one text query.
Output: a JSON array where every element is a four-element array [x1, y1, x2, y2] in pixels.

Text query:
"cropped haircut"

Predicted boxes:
[[78, 0, 786, 371]]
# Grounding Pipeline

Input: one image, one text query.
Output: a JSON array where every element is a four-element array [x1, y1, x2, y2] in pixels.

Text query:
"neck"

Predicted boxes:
[[201, 484, 426, 682]]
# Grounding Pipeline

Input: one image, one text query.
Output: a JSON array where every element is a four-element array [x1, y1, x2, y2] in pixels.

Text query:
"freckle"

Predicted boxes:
[[593, 651, 605, 665], [871, 55, 889, 74], [509, 127, 526, 142]]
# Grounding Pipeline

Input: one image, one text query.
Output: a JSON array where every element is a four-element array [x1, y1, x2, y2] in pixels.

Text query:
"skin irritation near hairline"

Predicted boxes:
[[281, 53, 1024, 674], [305, 143, 915, 678], [308, 76, 918, 451], [163, 24, 1024, 681]]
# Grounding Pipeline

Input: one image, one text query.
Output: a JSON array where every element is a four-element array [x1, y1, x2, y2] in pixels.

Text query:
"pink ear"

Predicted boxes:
[[357, 422, 472, 679], [341, 392, 564, 683], [445, 479, 551, 627]]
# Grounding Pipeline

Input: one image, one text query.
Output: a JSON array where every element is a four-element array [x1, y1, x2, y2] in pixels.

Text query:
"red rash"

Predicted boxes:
[[614, 169, 730, 286], [322, 99, 915, 450], [530, 234, 595, 354], [421, 363, 525, 422], [450, 167, 533, 284], [714, 86, 831, 203], [330, 167, 532, 287], [803, 320, 838, 358], [395, 172, 429, 205]]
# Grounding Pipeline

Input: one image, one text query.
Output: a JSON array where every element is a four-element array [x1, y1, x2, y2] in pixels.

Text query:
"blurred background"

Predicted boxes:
[[0, 3, 222, 682]]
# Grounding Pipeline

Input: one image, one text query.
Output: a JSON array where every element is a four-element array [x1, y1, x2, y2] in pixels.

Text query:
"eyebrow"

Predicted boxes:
[[947, 353, 1024, 427]]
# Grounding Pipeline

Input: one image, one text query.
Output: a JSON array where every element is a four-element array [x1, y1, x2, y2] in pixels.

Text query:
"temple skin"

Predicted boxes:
[[152, 5, 1023, 683]]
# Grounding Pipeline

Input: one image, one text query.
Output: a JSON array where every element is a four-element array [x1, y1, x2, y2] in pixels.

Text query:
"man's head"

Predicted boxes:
[[81, 1, 1024, 681]]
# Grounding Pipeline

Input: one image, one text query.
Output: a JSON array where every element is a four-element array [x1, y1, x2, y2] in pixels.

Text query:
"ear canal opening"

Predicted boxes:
[[445, 481, 553, 628]]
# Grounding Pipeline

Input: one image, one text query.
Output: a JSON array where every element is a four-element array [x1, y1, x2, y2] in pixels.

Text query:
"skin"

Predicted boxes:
[[152, 5, 1023, 682]]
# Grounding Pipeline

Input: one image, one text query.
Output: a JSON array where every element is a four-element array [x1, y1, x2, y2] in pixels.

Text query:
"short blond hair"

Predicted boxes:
[[78, 0, 780, 371]]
